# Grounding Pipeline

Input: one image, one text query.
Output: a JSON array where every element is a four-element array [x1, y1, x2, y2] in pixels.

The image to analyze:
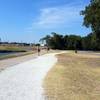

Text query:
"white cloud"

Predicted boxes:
[[28, 4, 83, 30]]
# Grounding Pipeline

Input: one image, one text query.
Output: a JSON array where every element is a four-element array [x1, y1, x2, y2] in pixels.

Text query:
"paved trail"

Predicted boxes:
[[0, 50, 46, 71], [0, 53, 58, 100]]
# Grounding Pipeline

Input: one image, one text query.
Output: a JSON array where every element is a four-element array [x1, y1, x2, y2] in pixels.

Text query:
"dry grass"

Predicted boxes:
[[0, 45, 37, 60], [44, 52, 100, 100]]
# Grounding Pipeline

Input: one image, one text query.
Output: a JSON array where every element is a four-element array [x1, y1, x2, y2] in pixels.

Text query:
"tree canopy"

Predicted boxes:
[[40, 32, 99, 50], [81, 0, 100, 48]]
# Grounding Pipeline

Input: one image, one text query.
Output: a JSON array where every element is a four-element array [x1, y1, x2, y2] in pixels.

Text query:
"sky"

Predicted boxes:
[[0, 0, 91, 43]]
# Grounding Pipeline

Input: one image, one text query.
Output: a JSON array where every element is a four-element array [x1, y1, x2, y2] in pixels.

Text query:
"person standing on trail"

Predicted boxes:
[[37, 46, 41, 56], [75, 49, 77, 53], [47, 47, 50, 53]]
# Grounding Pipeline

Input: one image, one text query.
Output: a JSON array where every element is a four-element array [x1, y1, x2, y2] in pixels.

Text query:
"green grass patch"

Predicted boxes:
[[0, 45, 27, 52]]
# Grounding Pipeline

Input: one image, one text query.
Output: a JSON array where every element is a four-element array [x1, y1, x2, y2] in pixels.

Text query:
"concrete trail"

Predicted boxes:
[[0, 53, 62, 100]]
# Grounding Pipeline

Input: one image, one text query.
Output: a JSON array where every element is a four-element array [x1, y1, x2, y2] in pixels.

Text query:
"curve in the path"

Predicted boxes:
[[0, 53, 58, 100]]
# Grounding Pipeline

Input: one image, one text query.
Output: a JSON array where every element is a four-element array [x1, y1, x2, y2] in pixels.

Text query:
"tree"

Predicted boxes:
[[82, 33, 97, 50], [50, 32, 65, 49], [63, 35, 68, 49], [40, 32, 65, 49], [40, 35, 51, 46], [67, 35, 82, 50], [81, 0, 100, 49]]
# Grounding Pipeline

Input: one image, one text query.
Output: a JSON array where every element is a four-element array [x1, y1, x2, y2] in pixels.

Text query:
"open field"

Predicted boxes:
[[0, 45, 34, 52], [0, 45, 37, 60], [44, 51, 100, 100], [0, 51, 35, 60]]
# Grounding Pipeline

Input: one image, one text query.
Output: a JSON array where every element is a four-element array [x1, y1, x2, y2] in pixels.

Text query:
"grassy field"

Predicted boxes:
[[44, 51, 100, 100], [0, 45, 34, 52], [0, 45, 36, 60], [0, 51, 35, 60]]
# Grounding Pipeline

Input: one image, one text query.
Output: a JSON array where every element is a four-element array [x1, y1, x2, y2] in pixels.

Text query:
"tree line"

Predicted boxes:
[[81, 0, 100, 50], [40, 32, 100, 50]]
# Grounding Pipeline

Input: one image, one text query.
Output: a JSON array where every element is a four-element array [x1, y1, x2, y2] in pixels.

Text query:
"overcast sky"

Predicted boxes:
[[0, 0, 91, 43]]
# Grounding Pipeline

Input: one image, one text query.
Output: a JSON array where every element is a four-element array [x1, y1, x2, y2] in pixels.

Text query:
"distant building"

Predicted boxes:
[[40, 43, 45, 47]]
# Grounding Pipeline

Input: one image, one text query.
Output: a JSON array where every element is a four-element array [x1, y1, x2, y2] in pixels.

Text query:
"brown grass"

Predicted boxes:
[[44, 52, 100, 100]]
